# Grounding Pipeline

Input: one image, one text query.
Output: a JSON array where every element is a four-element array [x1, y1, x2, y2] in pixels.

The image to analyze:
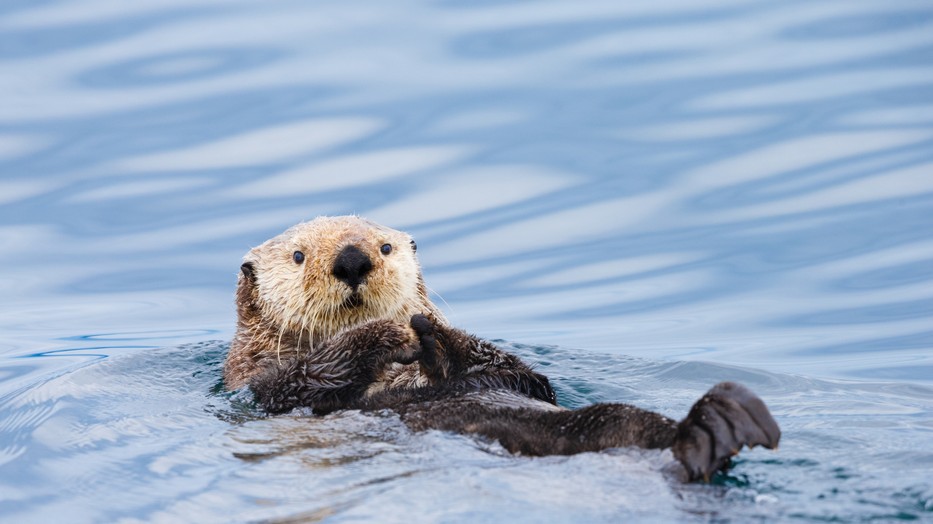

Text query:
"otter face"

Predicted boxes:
[[240, 216, 426, 342]]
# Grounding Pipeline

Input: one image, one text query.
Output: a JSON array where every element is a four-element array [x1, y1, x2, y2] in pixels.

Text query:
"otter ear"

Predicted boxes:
[[240, 262, 256, 282]]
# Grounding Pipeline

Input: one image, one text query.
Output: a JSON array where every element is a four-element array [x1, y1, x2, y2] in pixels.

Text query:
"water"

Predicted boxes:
[[1, 0, 932, 521]]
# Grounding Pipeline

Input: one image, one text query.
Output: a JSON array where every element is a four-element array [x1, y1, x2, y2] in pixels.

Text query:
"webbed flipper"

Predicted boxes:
[[672, 381, 781, 481]]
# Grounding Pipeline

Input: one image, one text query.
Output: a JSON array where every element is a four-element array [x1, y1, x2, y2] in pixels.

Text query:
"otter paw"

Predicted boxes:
[[410, 314, 443, 380], [410, 313, 434, 339], [380, 320, 422, 365], [672, 382, 781, 482], [338, 319, 421, 366], [249, 358, 332, 414]]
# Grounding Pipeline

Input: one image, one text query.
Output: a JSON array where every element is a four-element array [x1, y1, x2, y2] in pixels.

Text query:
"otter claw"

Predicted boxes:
[[672, 382, 781, 482]]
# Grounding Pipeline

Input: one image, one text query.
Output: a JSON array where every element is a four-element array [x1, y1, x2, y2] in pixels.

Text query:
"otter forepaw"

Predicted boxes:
[[334, 319, 421, 367], [672, 381, 780, 482], [366, 319, 422, 365], [410, 314, 445, 381], [410, 313, 434, 339], [249, 358, 343, 414]]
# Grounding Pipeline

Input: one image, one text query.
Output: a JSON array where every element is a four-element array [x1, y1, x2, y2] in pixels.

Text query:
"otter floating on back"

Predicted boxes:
[[225, 215, 780, 482]]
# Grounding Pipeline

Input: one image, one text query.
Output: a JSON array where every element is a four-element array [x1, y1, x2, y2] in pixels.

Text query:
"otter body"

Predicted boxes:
[[227, 216, 780, 482]]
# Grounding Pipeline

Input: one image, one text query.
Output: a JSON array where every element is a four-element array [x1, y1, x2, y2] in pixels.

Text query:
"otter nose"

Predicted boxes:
[[332, 245, 373, 289]]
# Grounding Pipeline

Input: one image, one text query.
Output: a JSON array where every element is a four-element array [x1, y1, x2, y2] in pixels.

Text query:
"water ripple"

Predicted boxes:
[[1, 0, 932, 521]]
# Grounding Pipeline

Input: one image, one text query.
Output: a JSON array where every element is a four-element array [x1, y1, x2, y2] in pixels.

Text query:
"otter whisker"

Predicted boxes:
[[242, 322, 272, 363], [425, 284, 454, 319], [310, 303, 321, 352], [296, 316, 304, 359], [303, 308, 314, 354], [332, 299, 343, 336], [275, 321, 286, 365]]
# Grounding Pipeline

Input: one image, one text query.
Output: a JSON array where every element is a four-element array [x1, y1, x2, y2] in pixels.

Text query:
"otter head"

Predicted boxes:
[[237, 215, 440, 345]]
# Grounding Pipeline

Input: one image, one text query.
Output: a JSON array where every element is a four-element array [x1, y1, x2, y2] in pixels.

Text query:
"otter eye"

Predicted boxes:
[[410, 239, 417, 252], [293, 251, 305, 264], [380, 243, 392, 255]]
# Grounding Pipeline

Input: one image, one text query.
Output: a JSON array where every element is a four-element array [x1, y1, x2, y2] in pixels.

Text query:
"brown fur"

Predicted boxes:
[[224, 216, 444, 390], [247, 313, 779, 482], [230, 217, 780, 482]]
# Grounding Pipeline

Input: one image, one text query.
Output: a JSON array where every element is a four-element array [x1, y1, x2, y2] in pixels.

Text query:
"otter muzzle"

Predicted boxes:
[[332, 245, 373, 290]]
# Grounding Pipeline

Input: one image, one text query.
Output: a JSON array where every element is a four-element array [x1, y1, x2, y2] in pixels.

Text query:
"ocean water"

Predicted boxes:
[[1, 0, 932, 522]]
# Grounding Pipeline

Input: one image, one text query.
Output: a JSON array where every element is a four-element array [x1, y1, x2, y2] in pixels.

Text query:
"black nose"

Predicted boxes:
[[332, 245, 373, 289]]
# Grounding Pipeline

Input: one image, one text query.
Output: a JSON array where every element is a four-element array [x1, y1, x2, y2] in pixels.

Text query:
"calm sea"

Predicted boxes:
[[1, 0, 931, 521]]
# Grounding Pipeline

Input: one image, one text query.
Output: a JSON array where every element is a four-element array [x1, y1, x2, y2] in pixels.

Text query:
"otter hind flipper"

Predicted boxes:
[[672, 382, 781, 482]]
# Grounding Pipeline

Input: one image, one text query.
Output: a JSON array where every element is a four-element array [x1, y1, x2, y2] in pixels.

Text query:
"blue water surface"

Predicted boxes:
[[1, 0, 932, 522]]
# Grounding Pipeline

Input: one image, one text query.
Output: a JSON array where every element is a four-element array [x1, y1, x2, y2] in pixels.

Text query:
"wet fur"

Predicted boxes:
[[230, 216, 781, 482], [249, 313, 780, 482], [224, 216, 443, 390]]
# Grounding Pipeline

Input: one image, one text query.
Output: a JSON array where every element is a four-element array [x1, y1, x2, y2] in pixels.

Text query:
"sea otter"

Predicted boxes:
[[226, 216, 780, 482], [224, 215, 440, 390], [224, 216, 549, 399]]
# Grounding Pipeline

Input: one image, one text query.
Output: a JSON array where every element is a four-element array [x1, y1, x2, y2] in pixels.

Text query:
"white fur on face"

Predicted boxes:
[[247, 216, 431, 344]]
